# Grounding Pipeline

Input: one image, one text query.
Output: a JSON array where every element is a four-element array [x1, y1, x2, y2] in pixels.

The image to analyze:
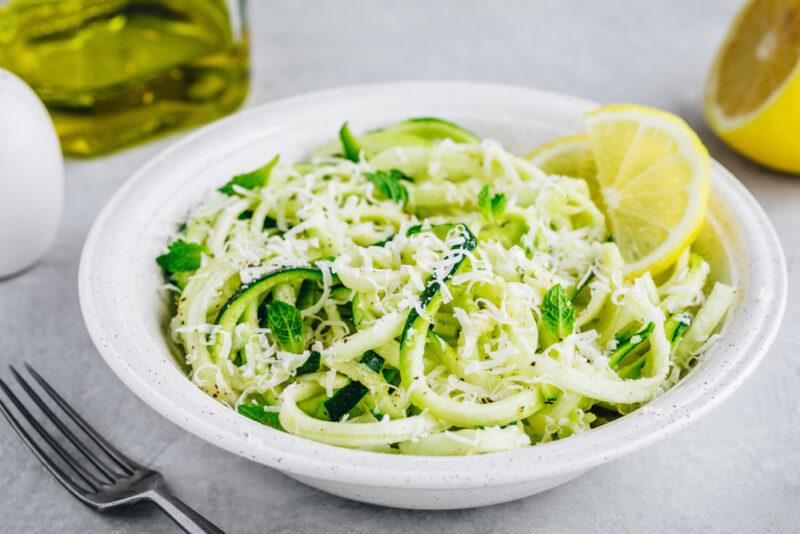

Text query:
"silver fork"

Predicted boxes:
[[0, 364, 224, 534]]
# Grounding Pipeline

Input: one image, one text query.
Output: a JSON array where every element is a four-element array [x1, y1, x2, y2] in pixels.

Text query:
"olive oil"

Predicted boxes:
[[0, 0, 249, 156]]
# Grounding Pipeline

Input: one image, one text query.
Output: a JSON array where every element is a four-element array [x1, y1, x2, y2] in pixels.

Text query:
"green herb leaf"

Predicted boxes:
[[541, 284, 576, 342], [478, 185, 506, 220], [218, 155, 279, 195], [364, 169, 410, 205], [339, 122, 361, 162], [267, 300, 305, 354], [156, 240, 204, 274], [237, 404, 283, 431]]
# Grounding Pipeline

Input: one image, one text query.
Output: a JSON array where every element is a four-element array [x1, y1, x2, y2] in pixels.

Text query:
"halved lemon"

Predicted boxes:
[[706, 0, 800, 173], [526, 134, 596, 179], [584, 105, 711, 276]]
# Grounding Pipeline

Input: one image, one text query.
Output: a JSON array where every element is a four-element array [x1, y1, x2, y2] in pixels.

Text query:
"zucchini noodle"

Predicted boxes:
[[159, 118, 733, 455]]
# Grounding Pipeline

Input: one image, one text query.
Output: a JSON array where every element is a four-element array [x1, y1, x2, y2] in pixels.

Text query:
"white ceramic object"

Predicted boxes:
[[0, 68, 64, 278], [79, 82, 787, 510]]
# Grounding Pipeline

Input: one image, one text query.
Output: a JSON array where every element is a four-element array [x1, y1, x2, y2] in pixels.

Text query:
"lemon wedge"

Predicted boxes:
[[526, 134, 596, 179], [705, 0, 800, 173], [583, 104, 711, 276]]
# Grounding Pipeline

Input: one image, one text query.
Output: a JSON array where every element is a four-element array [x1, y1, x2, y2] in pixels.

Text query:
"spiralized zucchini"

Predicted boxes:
[[159, 118, 733, 455]]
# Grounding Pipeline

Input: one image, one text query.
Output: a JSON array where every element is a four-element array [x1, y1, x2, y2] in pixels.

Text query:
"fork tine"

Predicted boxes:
[[0, 377, 101, 493], [24, 364, 135, 474], [0, 390, 92, 504], [10, 366, 118, 483]]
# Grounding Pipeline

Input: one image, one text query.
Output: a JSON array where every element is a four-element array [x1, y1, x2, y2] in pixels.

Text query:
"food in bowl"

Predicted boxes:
[[157, 106, 733, 456]]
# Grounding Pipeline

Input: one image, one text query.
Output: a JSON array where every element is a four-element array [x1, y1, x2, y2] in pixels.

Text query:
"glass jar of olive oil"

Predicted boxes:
[[0, 0, 249, 156]]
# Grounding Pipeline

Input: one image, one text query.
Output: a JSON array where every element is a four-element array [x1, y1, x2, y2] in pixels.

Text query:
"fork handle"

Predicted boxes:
[[148, 487, 225, 534]]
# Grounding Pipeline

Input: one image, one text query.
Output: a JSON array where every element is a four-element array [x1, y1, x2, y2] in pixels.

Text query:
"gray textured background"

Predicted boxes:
[[1, 1, 798, 532]]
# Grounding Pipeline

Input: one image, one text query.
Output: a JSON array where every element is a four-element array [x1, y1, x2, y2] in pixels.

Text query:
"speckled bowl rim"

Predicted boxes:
[[79, 81, 787, 490]]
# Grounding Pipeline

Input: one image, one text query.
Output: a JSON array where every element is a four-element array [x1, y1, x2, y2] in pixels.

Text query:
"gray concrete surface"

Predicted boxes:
[[1, 1, 798, 532]]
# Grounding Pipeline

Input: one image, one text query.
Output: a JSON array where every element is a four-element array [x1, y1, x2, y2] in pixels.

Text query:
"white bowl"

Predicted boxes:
[[79, 82, 787, 510]]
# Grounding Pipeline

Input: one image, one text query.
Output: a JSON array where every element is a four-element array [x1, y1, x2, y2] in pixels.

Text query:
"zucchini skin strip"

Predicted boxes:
[[324, 351, 385, 421]]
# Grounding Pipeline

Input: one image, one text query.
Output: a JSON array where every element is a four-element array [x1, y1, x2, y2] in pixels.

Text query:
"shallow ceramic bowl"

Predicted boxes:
[[79, 82, 787, 509]]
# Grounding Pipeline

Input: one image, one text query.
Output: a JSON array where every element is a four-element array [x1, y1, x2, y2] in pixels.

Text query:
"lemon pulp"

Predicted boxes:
[[706, 0, 800, 173], [584, 105, 710, 276]]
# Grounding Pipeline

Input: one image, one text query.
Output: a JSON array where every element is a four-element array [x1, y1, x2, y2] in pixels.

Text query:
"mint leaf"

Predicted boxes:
[[339, 122, 361, 162], [364, 169, 410, 205], [267, 300, 305, 354], [237, 404, 283, 431], [156, 240, 203, 274], [478, 185, 505, 220], [541, 284, 576, 344], [218, 155, 279, 195]]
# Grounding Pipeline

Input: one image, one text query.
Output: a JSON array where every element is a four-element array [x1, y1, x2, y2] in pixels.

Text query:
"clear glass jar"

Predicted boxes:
[[0, 0, 249, 156]]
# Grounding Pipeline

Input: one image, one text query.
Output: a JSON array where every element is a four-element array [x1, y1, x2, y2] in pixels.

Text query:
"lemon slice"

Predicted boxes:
[[584, 104, 711, 276], [526, 134, 596, 179], [705, 0, 800, 173]]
